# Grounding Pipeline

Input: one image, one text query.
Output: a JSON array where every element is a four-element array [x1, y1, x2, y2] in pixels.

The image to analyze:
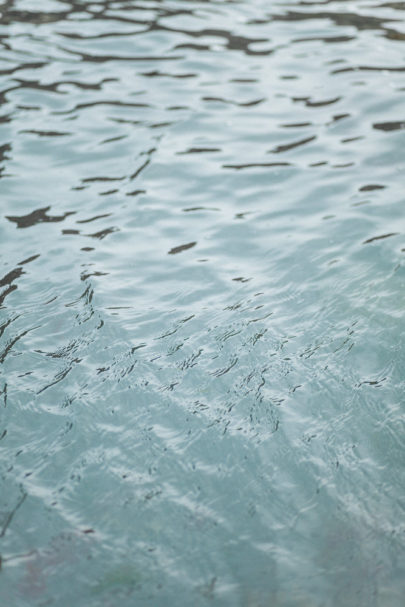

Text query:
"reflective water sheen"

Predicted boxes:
[[1, 0, 405, 605]]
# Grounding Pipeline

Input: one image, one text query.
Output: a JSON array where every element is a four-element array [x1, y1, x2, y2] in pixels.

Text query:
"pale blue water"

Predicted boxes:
[[1, 1, 405, 605]]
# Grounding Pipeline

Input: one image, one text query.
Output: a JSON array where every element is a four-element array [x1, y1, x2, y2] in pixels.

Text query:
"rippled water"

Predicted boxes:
[[1, 0, 405, 605]]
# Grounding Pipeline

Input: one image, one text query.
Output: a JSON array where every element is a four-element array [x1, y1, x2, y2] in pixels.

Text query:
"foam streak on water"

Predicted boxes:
[[0, 1, 405, 605]]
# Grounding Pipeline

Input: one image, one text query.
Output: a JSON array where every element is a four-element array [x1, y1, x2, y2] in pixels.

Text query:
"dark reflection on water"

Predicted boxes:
[[1, 0, 405, 605], [374, 120, 405, 130], [6, 207, 76, 229]]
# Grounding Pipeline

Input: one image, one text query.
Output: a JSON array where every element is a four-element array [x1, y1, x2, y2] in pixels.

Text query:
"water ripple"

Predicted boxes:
[[1, 0, 405, 605]]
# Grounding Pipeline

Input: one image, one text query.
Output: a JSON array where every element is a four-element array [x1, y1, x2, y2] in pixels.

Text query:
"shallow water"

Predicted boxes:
[[1, 0, 405, 605]]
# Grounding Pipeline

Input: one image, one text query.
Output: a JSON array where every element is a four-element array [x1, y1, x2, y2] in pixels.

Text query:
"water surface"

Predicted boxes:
[[1, 1, 405, 605]]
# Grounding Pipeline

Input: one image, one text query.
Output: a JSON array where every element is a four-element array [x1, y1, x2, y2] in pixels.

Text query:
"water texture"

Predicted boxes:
[[0, 0, 405, 605]]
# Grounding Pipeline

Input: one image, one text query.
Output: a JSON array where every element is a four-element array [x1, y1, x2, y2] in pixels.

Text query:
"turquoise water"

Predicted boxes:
[[1, 0, 405, 605]]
